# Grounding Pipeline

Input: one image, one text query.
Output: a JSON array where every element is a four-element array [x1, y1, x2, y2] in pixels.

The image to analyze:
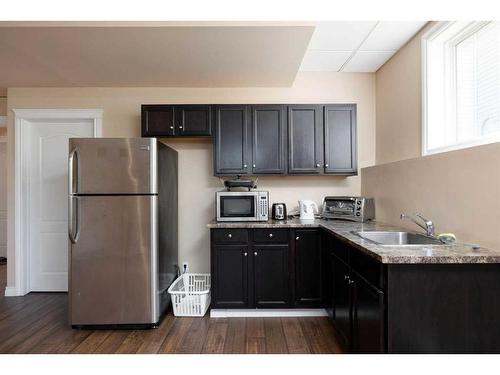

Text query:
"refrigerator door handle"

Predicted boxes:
[[68, 148, 79, 195], [68, 196, 80, 244]]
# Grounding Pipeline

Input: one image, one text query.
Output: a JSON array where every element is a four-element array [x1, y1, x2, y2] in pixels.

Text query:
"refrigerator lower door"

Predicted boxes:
[[69, 195, 159, 326]]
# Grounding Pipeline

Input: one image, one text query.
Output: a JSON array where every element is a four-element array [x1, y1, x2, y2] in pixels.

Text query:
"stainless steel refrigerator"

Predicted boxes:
[[68, 138, 178, 328]]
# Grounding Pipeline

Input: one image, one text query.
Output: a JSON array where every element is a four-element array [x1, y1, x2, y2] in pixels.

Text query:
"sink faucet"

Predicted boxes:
[[400, 213, 435, 237]]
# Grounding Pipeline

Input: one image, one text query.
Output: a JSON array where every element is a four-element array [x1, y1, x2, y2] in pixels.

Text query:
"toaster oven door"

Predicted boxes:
[[326, 199, 356, 217]]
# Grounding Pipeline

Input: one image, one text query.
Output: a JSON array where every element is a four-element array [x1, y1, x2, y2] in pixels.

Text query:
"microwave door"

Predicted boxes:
[[218, 194, 256, 221]]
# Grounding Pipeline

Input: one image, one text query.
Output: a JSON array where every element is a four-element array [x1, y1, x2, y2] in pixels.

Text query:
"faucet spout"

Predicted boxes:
[[400, 213, 435, 237]]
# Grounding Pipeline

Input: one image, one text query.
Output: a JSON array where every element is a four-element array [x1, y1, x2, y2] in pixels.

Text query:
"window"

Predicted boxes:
[[422, 21, 500, 155]]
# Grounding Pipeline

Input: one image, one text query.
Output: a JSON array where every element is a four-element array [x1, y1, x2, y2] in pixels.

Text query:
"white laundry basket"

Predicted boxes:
[[167, 273, 211, 317]]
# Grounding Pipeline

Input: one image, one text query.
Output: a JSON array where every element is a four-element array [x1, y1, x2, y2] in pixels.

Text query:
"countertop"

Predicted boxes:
[[207, 218, 500, 264]]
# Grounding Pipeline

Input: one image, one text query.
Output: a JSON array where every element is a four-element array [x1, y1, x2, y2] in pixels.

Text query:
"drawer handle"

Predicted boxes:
[[296, 236, 300, 240], [325, 164, 329, 168], [316, 163, 321, 168], [170, 126, 174, 130], [254, 251, 258, 256], [243, 164, 247, 168], [228, 234, 232, 238], [269, 233, 273, 238], [244, 252, 248, 257], [179, 125, 183, 129]]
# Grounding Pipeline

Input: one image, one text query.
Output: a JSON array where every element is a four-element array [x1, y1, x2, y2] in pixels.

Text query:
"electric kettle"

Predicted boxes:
[[298, 200, 319, 221]]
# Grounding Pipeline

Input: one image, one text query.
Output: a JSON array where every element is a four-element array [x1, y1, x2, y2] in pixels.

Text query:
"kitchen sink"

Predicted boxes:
[[353, 231, 447, 246]]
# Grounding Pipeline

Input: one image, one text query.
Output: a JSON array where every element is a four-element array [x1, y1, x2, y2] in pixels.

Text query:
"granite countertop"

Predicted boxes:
[[207, 218, 500, 264]]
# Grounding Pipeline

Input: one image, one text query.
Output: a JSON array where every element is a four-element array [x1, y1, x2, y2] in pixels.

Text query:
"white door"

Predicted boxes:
[[27, 119, 95, 291], [0, 142, 7, 259]]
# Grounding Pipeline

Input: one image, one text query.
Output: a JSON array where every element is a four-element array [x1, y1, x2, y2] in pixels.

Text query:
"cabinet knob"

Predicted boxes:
[[325, 164, 329, 168], [254, 251, 258, 256], [269, 233, 273, 238], [253, 164, 256, 168], [228, 233, 232, 238], [344, 275, 350, 280], [243, 164, 247, 168], [349, 279, 355, 285], [179, 126, 183, 129], [170, 126, 174, 130], [296, 236, 300, 240], [244, 252, 248, 257], [316, 163, 321, 168]]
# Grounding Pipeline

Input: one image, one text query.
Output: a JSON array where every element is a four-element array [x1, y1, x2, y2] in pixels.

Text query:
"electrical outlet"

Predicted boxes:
[[182, 262, 189, 273]]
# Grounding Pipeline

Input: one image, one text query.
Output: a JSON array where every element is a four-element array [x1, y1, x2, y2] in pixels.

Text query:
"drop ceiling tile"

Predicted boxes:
[[308, 21, 377, 51], [342, 51, 396, 72], [300, 50, 352, 71], [359, 21, 427, 51]]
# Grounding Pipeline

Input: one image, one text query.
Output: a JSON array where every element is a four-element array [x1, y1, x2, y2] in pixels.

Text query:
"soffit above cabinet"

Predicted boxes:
[[0, 22, 314, 88]]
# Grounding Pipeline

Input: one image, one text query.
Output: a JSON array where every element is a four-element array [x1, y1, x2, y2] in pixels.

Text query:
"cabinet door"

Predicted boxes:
[[253, 245, 290, 308], [175, 105, 212, 136], [141, 105, 175, 137], [294, 229, 323, 307], [214, 105, 250, 175], [287, 105, 324, 174], [332, 255, 352, 349], [324, 104, 357, 175], [251, 105, 286, 174], [351, 273, 385, 353], [212, 246, 249, 308]]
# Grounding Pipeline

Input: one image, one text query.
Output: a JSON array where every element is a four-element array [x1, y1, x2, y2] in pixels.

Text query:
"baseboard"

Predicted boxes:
[[210, 308, 328, 318], [4, 286, 19, 297]]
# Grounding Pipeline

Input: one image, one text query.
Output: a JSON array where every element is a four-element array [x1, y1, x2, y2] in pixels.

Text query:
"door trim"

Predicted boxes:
[[10, 109, 103, 296]]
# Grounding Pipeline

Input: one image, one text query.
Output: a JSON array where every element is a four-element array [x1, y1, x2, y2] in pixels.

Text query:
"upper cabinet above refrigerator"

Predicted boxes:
[[141, 104, 213, 137], [69, 138, 158, 195]]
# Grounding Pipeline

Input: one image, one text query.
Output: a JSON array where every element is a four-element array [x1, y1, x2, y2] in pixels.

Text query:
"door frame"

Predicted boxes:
[[7, 109, 103, 296]]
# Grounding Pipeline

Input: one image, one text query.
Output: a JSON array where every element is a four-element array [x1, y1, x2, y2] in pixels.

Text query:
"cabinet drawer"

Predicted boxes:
[[212, 229, 248, 244], [253, 229, 289, 244]]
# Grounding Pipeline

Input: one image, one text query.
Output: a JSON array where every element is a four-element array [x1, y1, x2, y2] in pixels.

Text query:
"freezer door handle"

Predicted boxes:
[[68, 148, 79, 194], [68, 196, 80, 244]]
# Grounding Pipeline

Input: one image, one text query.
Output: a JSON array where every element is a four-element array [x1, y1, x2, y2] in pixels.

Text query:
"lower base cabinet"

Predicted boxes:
[[211, 229, 290, 309], [351, 272, 385, 353], [211, 227, 500, 353], [254, 245, 290, 307], [212, 245, 249, 308]]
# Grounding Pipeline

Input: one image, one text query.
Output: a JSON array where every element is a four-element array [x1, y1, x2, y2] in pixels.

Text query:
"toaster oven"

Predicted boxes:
[[322, 196, 374, 222]]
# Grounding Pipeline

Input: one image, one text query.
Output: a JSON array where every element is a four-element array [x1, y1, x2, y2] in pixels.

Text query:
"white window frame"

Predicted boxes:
[[422, 21, 500, 155]]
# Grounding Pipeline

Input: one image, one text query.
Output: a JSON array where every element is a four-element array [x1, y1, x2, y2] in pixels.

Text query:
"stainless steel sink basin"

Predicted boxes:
[[353, 231, 447, 246]]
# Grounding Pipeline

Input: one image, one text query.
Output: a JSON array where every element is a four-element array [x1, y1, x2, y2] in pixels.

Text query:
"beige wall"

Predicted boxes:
[[5, 71, 376, 287], [363, 22, 500, 251]]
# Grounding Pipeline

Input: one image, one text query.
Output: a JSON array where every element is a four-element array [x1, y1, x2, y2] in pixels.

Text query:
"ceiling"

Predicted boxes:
[[0, 21, 426, 88], [300, 21, 427, 72]]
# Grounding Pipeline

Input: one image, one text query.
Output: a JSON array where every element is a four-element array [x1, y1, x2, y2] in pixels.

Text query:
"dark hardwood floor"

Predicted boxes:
[[0, 264, 342, 354]]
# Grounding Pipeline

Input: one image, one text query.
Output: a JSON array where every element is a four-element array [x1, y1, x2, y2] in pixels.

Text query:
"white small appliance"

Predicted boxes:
[[298, 200, 319, 221]]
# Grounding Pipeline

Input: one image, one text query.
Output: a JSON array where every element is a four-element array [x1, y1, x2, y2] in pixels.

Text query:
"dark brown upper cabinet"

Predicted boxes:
[[214, 105, 250, 175], [141, 104, 212, 137], [251, 105, 286, 174], [324, 104, 357, 175], [287, 105, 324, 174], [141, 105, 175, 137], [175, 105, 212, 136]]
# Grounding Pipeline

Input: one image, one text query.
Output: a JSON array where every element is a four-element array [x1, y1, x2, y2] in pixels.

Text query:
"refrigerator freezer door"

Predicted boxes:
[[69, 195, 158, 325], [69, 138, 157, 195]]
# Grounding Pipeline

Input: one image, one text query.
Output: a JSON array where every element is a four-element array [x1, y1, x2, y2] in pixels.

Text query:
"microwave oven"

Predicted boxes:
[[322, 196, 375, 222], [216, 191, 269, 222]]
